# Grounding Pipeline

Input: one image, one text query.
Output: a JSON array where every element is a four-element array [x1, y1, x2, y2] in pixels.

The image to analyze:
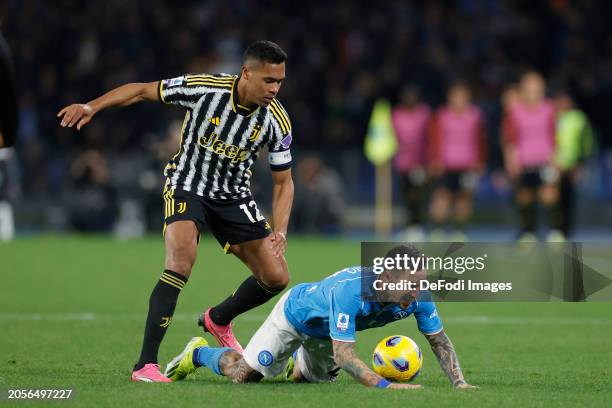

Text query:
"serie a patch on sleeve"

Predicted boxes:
[[166, 76, 185, 88]]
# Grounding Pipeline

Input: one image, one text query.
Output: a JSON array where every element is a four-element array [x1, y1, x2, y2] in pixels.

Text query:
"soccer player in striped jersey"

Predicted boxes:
[[58, 41, 295, 382]]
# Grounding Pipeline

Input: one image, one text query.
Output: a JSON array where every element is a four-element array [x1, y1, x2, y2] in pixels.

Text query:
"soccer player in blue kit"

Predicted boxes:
[[165, 245, 475, 389]]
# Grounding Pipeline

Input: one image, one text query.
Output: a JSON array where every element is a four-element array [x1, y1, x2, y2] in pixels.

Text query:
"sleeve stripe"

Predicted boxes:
[[269, 102, 289, 134], [186, 74, 234, 83], [184, 80, 232, 89], [158, 80, 167, 103], [271, 99, 291, 131]]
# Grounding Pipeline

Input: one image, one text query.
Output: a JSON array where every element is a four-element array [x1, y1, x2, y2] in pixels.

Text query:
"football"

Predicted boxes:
[[372, 335, 423, 382]]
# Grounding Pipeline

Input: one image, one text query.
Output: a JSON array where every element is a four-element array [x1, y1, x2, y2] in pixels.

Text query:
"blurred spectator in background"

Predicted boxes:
[[502, 71, 560, 241], [0, 29, 17, 149], [428, 82, 486, 241], [292, 155, 344, 234], [1, 1, 612, 235], [392, 84, 430, 241], [68, 149, 118, 232], [553, 90, 596, 238], [0, 29, 18, 241], [0, 147, 17, 241]]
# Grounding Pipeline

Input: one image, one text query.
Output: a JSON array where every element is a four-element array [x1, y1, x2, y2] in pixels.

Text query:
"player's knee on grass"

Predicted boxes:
[[290, 360, 308, 382]]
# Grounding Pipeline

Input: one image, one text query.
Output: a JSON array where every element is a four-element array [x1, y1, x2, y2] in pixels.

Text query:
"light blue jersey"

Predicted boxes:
[[284, 267, 443, 342]]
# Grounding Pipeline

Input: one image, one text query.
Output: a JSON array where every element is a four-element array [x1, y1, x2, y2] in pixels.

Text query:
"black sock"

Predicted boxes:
[[545, 203, 563, 231], [135, 270, 188, 370], [518, 201, 537, 233], [210, 276, 282, 326], [408, 197, 423, 226]]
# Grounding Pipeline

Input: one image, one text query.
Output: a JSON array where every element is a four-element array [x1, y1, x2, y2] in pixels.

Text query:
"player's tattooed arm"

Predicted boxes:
[[332, 340, 421, 389], [424, 330, 476, 388], [332, 340, 383, 387]]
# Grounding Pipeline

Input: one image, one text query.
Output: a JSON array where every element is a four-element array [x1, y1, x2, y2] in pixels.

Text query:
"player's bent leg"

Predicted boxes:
[[188, 345, 263, 383], [164, 220, 199, 278], [293, 339, 339, 383], [231, 235, 289, 289], [241, 291, 304, 379], [286, 354, 308, 382], [205, 236, 289, 350], [132, 220, 199, 378], [194, 346, 264, 383]]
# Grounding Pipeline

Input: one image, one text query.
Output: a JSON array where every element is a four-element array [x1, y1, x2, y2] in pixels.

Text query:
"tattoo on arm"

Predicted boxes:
[[218, 351, 263, 383], [333, 340, 382, 387], [425, 330, 466, 386]]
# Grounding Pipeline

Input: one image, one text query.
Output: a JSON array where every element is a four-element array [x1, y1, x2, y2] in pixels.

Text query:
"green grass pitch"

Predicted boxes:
[[1, 236, 611, 407]]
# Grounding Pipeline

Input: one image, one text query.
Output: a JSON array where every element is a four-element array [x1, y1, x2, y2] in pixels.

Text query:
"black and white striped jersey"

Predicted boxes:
[[158, 73, 292, 200]]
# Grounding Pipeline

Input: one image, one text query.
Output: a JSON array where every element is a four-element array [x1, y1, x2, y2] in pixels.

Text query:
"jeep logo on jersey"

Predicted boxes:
[[197, 131, 249, 163], [336, 313, 350, 331]]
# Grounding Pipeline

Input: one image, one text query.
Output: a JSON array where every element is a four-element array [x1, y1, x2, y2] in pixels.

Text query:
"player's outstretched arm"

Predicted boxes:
[[57, 81, 159, 130], [269, 168, 294, 258], [332, 340, 421, 389], [424, 330, 477, 389]]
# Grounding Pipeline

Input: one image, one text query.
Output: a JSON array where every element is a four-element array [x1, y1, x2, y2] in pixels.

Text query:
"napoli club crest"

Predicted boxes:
[[258, 350, 274, 367]]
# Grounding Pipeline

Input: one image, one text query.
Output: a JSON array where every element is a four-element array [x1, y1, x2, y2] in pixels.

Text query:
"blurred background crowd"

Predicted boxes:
[[0, 0, 611, 240]]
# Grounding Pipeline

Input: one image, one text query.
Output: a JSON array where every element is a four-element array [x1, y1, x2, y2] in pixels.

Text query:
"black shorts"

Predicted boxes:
[[438, 171, 478, 192], [162, 186, 272, 251], [518, 166, 559, 188]]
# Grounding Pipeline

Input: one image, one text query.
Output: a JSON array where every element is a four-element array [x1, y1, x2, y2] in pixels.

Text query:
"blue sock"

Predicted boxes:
[[193, 346, 231, 375]]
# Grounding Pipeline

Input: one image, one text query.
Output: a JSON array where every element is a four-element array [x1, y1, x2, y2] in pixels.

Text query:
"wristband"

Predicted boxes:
[[278, 231, 286, 240], [376, 379, 391, 388]]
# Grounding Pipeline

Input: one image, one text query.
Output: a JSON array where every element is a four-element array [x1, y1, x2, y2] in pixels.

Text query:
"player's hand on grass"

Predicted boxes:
[[388, 383, 422, 389], [455, 382, 478, 389], [58, 103, 95, 130], [269, 231, 287, 258]]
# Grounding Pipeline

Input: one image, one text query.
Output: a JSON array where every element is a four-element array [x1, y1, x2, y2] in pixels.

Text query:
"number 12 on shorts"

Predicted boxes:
[[239, 200, 265, 223]]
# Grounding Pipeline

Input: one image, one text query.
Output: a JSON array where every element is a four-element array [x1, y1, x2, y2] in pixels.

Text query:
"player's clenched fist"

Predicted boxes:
[[57, 103, 94, 130]]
